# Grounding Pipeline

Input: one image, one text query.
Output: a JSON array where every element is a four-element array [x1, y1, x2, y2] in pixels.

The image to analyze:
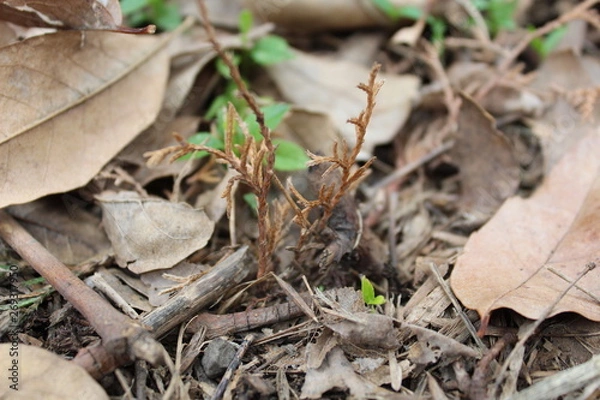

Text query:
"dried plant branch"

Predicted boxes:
[[306, 63, 381, 224]]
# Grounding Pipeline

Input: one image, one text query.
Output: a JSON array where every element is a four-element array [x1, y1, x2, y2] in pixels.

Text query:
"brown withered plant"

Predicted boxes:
[[147, 0, 383, 278], [289, 64, 382, 262]]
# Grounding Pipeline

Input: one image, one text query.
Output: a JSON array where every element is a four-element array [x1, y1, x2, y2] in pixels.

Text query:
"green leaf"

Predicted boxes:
[[396, 5, 424, 20], [532, 26, 567, 57], [371, 0, 423, 20], [487, 0, 518, 34], [263, 103, 291, 130], [243, 113, 262, 141], [178, 132, 224, 160], [243, 193, 258, 214], [120, 0, 149, 16], [250, 35, 294, 66], [361, 276, 386, 306], [239, 9, 254, 38], [215, 54, 242, 79], [152, 3, 182, 31], [273, 139, 309, 171], [361, 275, 376, 304]]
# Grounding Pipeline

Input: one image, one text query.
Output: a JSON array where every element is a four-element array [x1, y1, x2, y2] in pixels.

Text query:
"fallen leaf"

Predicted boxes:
[[7, 197, 110, 265], [301, 346, 392, 399], [0, 28, 174, 209], [267, 49, 420, 159], [0, 343, 108, 399], [406, 324, 479, 365], [246, 0, 425, 32], [452, 94, 520, 218], [0, 0, 123, 31], [529, 50, 600, 174], [451, 131, 600, 322], [326, 312, 400, 350], [96, 191, 215, 274]]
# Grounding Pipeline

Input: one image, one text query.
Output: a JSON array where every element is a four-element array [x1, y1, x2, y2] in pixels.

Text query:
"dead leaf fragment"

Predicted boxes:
[[96, 191, 215, 274], [0, 0, 122, 30], [267, 50, 420, 159], [0, 343, 108, 400], [0, 29, 172, 208], [452, 94, 520, 218], [301, 346, 392, 399], [326, 312, 400, 350], [451, 131, 600, 322], [7, 197, 110, 265]]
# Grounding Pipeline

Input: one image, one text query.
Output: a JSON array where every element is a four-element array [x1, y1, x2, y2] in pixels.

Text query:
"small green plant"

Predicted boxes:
[[529, 25, 567, 58], [120, 0, 182, 31], [473, 0, 518, 35], [183, 10, 307, 172], [360, 275, 386, 306], [372, 0, 447, 49]]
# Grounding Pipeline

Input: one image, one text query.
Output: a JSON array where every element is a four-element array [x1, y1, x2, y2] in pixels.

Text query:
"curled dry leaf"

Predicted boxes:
[[326, 312, 400, 350], [451, 131, 600, 323], [0, 29, 173, 209], [267, 50, 419, 159], [0, 343, 108, 399], [0, 0, 123, 31], [96, 191, 215, 274]]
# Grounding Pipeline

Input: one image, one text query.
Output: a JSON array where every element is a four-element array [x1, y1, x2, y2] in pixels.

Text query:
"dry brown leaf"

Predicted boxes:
[[406, 324, 479, 365], [0, 29, 174, 209], [301, 346, 393, 399], [0, 343, 108, 399], [0, 0, 122, 31], [451, 131, 600, 322], [7, 197, 110, 265], [452, 94, 520, 218], [245, 0, 425, 32], [96, 191, 215, 274], [267, 50, 420, 159], [529, 50, 600, 174], [326, 312, 400, 350]]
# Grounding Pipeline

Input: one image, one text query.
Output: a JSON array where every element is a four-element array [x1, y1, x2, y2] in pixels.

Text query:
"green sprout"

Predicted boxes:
[[473, 0, 519, 35], [530, 25, 567, 58], [361, 275, 386, 306], [182, 10, 307, 173], [372, 0, 447, 50], [120, 0, 182, 31]]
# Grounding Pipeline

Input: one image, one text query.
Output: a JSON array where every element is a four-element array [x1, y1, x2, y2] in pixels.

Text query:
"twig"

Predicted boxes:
[[0, 210, 164, 367], [211, 334, 255, 400], [72, 246, 250, 378], [428, 262, 487, 352], [468, 332, 518, 400]]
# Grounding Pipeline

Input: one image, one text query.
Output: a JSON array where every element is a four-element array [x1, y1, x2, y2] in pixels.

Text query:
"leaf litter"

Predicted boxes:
[[0, 0, 599, 399]]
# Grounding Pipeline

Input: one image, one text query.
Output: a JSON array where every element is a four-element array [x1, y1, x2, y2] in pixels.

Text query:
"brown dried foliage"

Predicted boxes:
[[146, 1, 382, 278]]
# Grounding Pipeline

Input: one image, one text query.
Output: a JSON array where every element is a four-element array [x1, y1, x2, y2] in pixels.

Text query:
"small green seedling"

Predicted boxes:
[[181, 10, 306, 173], [120, 0, 182, 31], [372, 0, 447, 50], [530, 25, 567, 58], [473, 0, 518, 35], [361, 275, 386, 306]]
